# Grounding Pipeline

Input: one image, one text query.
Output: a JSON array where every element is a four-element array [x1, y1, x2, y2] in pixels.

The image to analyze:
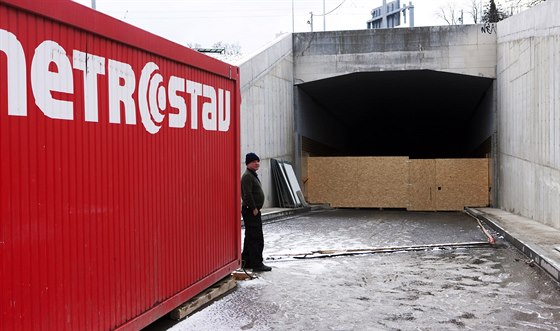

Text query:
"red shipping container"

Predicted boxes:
[[0, 0, 241, 330]]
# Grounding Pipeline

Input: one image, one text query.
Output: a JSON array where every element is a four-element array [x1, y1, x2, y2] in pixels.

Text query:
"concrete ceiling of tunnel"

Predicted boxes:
[[297, 70, 493, 131]]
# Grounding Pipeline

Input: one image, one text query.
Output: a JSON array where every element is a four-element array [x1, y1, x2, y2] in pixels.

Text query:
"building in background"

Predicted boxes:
[[367, 0, 414, 29]]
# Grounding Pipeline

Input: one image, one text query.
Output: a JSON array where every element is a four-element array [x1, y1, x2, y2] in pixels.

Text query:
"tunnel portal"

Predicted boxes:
[[297, 70, 494, 159]]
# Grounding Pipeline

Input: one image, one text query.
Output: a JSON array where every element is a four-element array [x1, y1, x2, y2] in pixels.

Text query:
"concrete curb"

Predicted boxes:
[[465, 208, 560, 283], [241, 205, 329, 227], [261, 207, 311, 222]]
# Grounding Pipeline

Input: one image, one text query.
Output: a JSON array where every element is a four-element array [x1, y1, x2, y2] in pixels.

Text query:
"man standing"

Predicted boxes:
[[241, 152, 272, 272]]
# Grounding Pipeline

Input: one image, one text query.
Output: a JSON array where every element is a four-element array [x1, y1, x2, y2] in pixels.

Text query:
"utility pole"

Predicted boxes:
[[307, 12, 314, 32], [410, 2, 414, 27], [323, 0, 326, 31], [91, 0, 96, 9]]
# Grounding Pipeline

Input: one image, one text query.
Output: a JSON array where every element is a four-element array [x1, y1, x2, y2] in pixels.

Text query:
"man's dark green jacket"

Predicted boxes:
[[241, 168, 265, 210]]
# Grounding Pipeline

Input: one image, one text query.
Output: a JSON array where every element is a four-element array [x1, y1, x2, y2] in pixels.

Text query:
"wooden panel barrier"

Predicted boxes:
[[307, 157, 489, 211], [308, 157, 409, 208], [435, 159, 489, 211], [408, 159, 437, 211]]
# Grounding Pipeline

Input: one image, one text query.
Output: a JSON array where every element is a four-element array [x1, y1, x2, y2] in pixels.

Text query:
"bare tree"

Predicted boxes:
[[468, 0, 484, 24], [503, 0, 524, 15], [436, 0, 545, 25], [186, 42, 202, 49], [435, 2, 460, 25], [211, 41, 242, 56], [502, 0, 546, 15]]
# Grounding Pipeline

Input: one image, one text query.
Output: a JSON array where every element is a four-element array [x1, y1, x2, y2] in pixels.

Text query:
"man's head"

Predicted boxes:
[[245, 152, 260, 171]]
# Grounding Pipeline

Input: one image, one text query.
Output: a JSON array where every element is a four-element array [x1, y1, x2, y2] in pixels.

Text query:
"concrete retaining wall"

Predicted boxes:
[[238, 34, 294, 207], [497, 0, 560, 229], [293, 25, 497, 84]]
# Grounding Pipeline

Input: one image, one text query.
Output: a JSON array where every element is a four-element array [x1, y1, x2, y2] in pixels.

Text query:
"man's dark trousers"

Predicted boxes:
[[241, 207, 264, 268]]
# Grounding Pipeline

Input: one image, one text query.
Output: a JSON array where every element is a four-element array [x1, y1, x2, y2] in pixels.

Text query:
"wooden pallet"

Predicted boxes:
[[231, 270, 255, 280], [169, 276, 237, 320]]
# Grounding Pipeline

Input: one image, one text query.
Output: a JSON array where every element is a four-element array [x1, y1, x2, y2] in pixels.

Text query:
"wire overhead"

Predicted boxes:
[[314, 0, 348, 16]]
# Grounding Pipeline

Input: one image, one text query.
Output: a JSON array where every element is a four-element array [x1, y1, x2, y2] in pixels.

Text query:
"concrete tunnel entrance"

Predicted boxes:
[[295, 69, 495, 159], [295, 69, 496, 210]]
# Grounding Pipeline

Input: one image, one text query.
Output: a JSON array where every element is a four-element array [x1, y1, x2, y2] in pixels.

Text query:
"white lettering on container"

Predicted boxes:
[[108, 59, 136, 125], [31, 41, 74, 120], [0, 29, 26, 116], [72, 50, 105, 122], [0, 28, 233, 135], [167, 76, 186, 129]]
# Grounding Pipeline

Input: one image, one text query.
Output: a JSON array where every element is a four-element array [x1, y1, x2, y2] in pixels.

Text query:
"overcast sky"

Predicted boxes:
[[71, 0, 523, 54]]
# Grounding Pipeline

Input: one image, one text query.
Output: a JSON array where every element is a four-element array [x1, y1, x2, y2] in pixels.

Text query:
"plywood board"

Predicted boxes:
[[307, 157, 409, 208], [408, 159, 436, 211], [435, 159, 489, 210]]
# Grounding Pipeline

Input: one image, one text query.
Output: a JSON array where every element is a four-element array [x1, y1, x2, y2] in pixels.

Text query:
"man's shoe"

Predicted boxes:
[[252, 264, 272, 272]]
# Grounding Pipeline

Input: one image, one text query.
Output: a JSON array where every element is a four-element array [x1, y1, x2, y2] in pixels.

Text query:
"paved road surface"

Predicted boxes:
[[145, 209, 560, 331]]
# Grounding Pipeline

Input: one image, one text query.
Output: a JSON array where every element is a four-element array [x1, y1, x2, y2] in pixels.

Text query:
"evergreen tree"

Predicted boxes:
[[482, 0, 508, 23]]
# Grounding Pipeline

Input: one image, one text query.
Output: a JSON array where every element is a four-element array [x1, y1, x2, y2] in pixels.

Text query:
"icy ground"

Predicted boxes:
[[146, 209, 560, 331]]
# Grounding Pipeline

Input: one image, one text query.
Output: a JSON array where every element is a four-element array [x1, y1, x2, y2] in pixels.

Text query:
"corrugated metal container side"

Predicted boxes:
[[0, 0, 241, 330]]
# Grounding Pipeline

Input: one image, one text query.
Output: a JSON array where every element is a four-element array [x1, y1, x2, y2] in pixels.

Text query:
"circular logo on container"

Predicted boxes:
[[139, 62, 167, 134]]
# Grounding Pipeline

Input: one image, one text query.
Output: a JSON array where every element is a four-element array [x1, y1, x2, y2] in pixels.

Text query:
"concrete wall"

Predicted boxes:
[[497, 0, 560, 229], [293, 25, 497, 84], [238, 34, 294, 207]]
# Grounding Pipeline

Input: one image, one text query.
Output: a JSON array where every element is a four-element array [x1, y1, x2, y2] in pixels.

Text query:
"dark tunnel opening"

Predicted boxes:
[[296, 70, 495, 159]]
